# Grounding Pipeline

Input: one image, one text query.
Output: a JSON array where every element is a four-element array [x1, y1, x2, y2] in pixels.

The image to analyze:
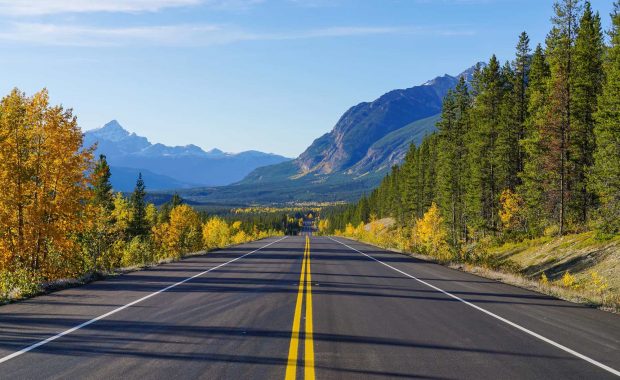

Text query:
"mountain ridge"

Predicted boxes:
[[239, 63, 480, 185], [83, 121, 291, 191]]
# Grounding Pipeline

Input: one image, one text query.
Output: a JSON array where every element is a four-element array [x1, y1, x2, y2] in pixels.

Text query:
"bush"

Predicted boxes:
[[0, 268, 41, 301], [119, 237, 155, 267]]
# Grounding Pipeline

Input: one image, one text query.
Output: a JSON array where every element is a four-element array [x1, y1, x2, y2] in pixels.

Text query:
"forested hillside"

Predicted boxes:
[[324, 0, 620, 306]]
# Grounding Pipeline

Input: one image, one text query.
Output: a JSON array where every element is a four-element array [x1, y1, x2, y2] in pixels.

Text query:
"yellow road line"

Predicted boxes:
[[304, 235, 315, 380], [285, 237, 308, 380], [285, 236, 315, 380]]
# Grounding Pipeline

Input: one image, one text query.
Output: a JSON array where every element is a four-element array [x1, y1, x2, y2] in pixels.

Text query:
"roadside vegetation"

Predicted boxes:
[[0, 90, 294, 303], [320, 0, 620, 312]]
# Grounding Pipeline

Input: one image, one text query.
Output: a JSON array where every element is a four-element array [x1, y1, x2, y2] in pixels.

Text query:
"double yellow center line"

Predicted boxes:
[[285, 235, 315, 380]]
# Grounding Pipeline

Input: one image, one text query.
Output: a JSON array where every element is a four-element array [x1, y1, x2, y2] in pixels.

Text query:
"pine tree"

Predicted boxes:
[[513, 32, 532, 176], [128, 173, 149, 237], [170, 193, 183, 208], [519, 44, 551, 236], [467, 55, 506, 234], [589, 1, 620, 234], [543, 0, 582, 235], [420, 134, 438, 214], [92, 155, 114, 211], [498, 60, 520, 191], [437, 78, 470, 246], [570, 1, 604, 225]]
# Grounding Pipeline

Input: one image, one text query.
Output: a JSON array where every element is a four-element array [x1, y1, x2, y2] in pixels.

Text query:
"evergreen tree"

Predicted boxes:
[[400, 143, 420, 223], [498, 60, 521, 191], [420, 134, 438, 214], [129, 173, 149, 237], [437, 78, 470, 245], [158, 192, 184, 223], [513, 32, 532, 176], [543, 0, 582, 234], [519, 44, 551, 235], [91, 155, 114, 211], [170, 193, 183, 208], [570, 1, 604, 225], [356, 195, 371, 224], [590, 1, 620, 234], [466, 55, 507, 233]]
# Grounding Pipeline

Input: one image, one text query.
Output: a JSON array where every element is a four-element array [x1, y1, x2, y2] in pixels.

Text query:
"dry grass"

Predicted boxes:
[[346, 233, 620, 313]]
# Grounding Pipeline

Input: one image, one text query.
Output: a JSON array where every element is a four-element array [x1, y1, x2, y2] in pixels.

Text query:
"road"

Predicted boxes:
[[0, 235, 618, 379]]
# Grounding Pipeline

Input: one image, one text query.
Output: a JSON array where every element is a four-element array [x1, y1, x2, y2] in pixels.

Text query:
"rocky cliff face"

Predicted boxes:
[[294, 65, 478, 176]]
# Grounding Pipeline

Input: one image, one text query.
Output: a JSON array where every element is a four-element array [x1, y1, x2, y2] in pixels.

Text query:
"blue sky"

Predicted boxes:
[[0, 0, 614, 157]]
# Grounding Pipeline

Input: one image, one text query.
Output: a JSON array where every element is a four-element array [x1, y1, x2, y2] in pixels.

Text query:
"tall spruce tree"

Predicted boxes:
[[513, 32, 532, 176], [92, 155, 114, 211], [590, 1, 620, 234], [544, 0, 582, 235], [519, 44, 551, 236], [129, 173, 149, 237], [400, 143, 420, 223], [498, 60, 521, 191], [570, 1, 604, 225], [437, 78, 470, 246], [466, 55, 506, 233]]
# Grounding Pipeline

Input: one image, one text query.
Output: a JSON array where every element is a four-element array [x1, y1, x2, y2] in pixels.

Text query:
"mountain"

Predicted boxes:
[[174, 64, 481, 204], [83, 121, 291, 192]]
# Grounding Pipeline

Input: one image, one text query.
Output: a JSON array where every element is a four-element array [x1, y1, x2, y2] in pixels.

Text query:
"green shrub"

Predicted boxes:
[[0, 268, 41, 302]]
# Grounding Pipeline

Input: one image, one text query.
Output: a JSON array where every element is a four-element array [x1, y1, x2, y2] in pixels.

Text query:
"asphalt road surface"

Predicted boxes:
[[0, 235, 618, 379]]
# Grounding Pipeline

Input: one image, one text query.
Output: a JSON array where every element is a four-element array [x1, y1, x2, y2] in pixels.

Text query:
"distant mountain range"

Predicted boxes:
[[174, 63, 481, 204], [83, 120, 291, 192]]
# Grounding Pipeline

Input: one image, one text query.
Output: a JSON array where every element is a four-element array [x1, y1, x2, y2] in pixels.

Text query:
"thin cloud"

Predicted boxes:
[[0, 22, 475, 47], [0, 0, 263, 16]]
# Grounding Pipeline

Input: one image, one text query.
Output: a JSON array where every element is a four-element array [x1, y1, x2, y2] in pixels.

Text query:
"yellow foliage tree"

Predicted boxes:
[[202, 216, 231, 250], [145, 204, 159, 229], [111, 193, 132, 238], [161, 205, 203, 259], [411, 203, 451, 260], [0, 89, 92, 278], [317, 219, 330, 235], [231, 221, 242, 232], [498, 189, 524, 231], [231, 230, 250, 245]]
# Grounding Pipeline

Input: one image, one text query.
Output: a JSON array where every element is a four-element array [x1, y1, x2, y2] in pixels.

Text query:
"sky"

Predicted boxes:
[[0, 0, 614, 157]]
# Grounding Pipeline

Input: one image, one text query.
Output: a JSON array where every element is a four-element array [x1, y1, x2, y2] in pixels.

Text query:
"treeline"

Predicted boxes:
[[326, 1, 620, 249], [0, 89, 282, 300]]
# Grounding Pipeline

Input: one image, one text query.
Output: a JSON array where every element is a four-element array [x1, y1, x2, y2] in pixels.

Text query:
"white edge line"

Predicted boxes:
[[0, 236, 288, 364], [327, 236, 620, 377]]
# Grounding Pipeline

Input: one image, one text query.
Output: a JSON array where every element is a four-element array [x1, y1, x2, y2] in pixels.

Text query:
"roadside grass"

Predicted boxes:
[[340, 231, 620, 313]]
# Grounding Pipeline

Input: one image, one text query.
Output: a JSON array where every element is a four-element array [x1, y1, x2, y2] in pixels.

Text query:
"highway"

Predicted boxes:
[[0, 235, 618, 379]]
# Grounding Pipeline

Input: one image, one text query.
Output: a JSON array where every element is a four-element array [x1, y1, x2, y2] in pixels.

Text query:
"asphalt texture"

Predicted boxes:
[[0, 235, 618, 379]]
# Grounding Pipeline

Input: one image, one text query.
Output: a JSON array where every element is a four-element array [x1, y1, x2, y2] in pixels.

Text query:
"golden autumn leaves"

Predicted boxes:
[[0, 89, 92, 279]]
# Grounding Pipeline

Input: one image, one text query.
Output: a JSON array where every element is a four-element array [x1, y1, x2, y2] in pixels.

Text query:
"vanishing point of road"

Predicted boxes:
[[0, 235, 618, 379]]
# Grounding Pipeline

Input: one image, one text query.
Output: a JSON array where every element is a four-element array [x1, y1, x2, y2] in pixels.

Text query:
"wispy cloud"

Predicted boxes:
[[0, 22, 475, 47], [0, 0, 264, 16]]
